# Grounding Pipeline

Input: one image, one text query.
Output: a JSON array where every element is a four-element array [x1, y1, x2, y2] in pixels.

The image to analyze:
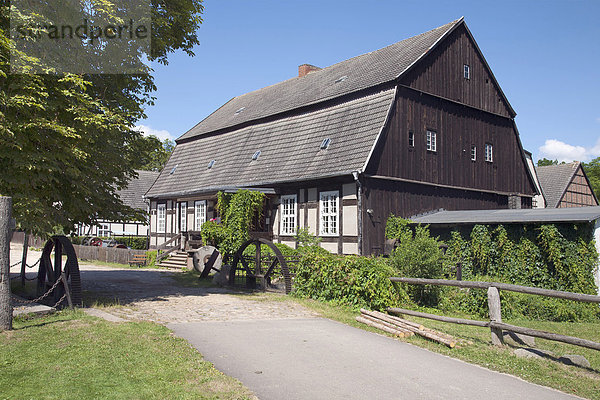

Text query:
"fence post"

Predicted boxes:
[[487, 286, 504, 346]]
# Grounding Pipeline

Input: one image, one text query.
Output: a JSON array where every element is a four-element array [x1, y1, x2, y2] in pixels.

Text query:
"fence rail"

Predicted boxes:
[[389, 277, 600, 351]]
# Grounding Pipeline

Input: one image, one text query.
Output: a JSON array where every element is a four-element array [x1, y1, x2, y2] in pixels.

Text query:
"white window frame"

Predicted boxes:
[[426, 130, 437, 152], [98, 223, 111, 237], [485, 143, 493, 162], [408, 131, 414, 147], [471, 145, 477, 161], [280, 195, 297, 236], [319, 191, 339, 237], [194, 200, 207, 231], [179, 202, 187, 232], [464, 64, 470, 79], [157, 203, 166, 233]]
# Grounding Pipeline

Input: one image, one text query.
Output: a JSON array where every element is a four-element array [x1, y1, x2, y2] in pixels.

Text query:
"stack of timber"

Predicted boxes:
[[357, 309, 458, 348]]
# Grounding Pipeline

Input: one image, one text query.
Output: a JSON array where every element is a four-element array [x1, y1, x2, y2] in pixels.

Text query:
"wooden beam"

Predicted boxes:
[[387, 307, 489, 328], [390, 277, 600, 304], [490, 321, 600, 351]]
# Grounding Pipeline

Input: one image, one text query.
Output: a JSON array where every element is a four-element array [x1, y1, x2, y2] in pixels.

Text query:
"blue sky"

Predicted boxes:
[[138, 0, 600, 163]]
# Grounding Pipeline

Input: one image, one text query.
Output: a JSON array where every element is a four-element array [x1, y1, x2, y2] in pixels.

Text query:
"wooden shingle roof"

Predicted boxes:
[[535, 162, 581, 208], [118, 170, 158, 209], [147, 89, 395, 198]]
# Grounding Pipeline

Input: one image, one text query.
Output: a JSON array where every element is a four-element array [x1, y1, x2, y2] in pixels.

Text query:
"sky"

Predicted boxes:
[[138, 0, 600, 163]]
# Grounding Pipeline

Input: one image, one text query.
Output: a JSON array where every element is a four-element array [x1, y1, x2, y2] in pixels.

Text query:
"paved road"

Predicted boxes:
[[170, 318, 580, 400]]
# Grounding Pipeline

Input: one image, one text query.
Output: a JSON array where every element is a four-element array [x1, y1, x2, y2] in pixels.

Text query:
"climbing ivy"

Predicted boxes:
[[200, 190, 265, 258]]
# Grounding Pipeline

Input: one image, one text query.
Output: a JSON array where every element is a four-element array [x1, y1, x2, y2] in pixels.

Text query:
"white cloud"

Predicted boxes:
[[135, 124, 174, 141], [538, 138, 600, 163]]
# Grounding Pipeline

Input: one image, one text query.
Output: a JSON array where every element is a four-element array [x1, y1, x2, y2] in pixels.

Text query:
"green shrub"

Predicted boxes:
[[386, 216, 444, 306], [145, 250, 158, 267], [293, 253, 407, 311]]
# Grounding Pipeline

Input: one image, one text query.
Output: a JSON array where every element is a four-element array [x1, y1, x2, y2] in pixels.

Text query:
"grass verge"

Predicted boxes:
[[0, 309, 255, 400]]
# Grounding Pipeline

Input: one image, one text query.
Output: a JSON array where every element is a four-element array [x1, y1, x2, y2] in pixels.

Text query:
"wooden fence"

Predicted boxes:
[[388, 277, 600, 351], [73, 244, 146, 265]]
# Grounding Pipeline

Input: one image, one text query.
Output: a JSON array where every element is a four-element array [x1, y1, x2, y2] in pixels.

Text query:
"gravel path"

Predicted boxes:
[[9, 241, 317, 324]]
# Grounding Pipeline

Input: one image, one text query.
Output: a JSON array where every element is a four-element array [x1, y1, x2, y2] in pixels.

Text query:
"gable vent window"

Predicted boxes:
[[169, 164, 178, 175], [485, 143, 493, 162], [470, 145, 476, 161], [252, 150, 261, 161], [207, 159, 216, 169], [320, 138, 331, 150], [426, 130, 437, 152], [335, 75, 348, 83], [235, 107, 245, 115], [464, 64, 470, 79], [408, 131, 414, 147]]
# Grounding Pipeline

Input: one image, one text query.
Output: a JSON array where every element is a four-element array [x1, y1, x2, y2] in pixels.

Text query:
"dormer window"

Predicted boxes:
[[252, 150, 261, 161], [207, 159, 216, 169], [464, 64, 470, 80], [320, 138, 331, 150], [235, 107, 245, 115]]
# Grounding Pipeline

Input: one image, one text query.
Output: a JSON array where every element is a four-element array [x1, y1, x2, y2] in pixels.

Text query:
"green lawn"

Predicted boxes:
[[0, 310, 255, 400]]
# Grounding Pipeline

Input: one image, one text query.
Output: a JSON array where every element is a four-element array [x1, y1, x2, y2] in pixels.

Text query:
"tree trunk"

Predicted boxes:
[[0, 196, 13, 331]]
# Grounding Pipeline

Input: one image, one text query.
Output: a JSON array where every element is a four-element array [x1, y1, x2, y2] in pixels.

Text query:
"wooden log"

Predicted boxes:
[[487, 286, 504, 346], [490, 321, 600, 351], [390, 277, 600, 304], [359, 314, 413, 337], [388, 307, 490, 327], [365, 310, 456, 348], [356, 316, 407, 338], [361, 309, 422, 333]]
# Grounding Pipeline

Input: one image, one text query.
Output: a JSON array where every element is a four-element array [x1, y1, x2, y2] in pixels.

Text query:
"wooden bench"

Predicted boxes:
[[129, 254, 147, 267]]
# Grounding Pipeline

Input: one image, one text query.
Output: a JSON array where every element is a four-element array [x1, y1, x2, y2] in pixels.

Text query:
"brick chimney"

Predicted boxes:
[[298, 64, 321, 77]]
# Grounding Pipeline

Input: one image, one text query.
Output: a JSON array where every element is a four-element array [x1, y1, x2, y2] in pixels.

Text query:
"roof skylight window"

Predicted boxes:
[[320, 138, 332, 150], [169, 164, 178, 175], [335, 76, 348, 83], [235, 107, 246, 115], [252, 150, 261, 161], [207, 160, 216, 169]]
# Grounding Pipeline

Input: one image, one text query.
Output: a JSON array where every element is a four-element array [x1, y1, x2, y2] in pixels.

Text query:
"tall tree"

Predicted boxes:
[[131, 135, 175, 172], [0, 0, 204, 236], [537, 158, 559, 167], [582, 157, 600, 199]]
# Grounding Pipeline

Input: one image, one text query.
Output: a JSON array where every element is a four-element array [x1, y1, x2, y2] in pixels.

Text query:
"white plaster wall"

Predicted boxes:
[[307, 209, 317, 235], [343, 242, 359, 255], [281, 240, 295, 249], [299, 208, 305, 229], [273, 207, 280, 236], [343, 205, 358, 236], [320, 241, 338, 253]]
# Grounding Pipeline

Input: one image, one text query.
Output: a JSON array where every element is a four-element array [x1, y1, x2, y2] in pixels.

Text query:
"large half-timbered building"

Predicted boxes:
[[145, 18, 538, 255]]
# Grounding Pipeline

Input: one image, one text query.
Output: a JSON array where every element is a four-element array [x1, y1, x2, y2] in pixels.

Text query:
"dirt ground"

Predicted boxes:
[[8, 241, 317, 324]]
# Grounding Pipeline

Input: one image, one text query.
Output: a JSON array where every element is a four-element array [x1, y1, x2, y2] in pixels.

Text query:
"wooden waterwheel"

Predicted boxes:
[[37, 235, 82, 306], [229, 238, 292, 294]]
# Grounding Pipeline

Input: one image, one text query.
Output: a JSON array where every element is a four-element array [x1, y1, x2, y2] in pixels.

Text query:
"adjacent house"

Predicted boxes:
[[535, 162, 598, 208], [144, 18, 537, 255], [77, 170, 158, 237]]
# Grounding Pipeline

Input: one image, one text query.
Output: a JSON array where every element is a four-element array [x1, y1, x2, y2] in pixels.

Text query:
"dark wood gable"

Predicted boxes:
[[558, 165, 599, 208], [400, 23, 514, 118]]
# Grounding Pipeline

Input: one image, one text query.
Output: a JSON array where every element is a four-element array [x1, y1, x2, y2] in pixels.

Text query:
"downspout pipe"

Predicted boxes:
[[352, 171, 363, 255]]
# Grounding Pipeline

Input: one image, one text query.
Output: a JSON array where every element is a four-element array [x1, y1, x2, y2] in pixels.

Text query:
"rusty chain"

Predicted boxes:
[[12, 276, 66, 305]]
